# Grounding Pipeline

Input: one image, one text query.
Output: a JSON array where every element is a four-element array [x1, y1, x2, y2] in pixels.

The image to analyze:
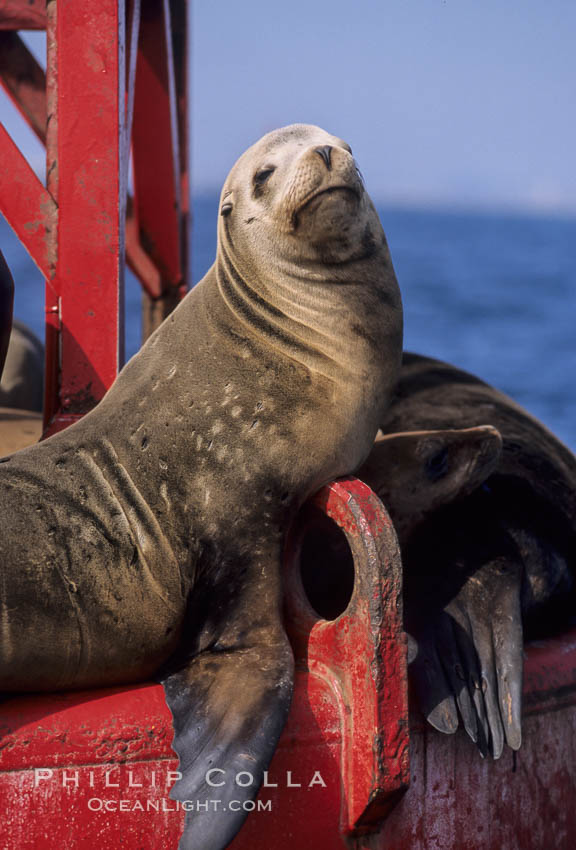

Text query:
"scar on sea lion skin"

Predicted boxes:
[[0, 126, 403, 849]]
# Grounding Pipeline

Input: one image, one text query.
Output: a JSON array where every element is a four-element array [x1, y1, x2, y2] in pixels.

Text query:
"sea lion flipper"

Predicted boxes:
[[433, 613, 480, 744], [416, 559, 523, 758], [162, 635, 293, 850], [408, 623, 460, 735], [454, 559, 524, 756]]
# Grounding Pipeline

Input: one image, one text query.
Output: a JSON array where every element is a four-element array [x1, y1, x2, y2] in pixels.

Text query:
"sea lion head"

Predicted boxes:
[[218, 124, 385, 267], [358, 425, 503, 544]]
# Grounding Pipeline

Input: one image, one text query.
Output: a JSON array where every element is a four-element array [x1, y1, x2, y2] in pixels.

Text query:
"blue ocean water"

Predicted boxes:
[[2, 200, 575, 450]]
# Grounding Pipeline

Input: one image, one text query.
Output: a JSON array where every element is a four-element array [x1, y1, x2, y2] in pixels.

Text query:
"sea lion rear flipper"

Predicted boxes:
[[161, 632, 293, 850]]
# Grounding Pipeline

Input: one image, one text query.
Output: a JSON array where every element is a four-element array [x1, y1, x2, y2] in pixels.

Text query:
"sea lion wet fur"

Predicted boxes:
[[0, 125, 403, 849], [358, 352, 575, 759]]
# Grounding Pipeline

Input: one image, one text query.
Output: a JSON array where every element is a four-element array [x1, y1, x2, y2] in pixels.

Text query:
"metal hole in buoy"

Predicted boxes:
[[299, 508, 355, 621]]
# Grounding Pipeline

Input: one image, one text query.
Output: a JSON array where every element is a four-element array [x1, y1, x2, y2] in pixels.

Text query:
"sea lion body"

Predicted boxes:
[[0, 320, 44, 412], [0, 251, 14, 386], [359, 352, 575, 758], [0, 125, 402, 848]]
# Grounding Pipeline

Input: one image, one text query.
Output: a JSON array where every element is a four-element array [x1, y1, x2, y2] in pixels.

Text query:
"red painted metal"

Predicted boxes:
[[282, 477, 410, 835], [0, 0, 190, 435], [0, 122, 56, 280], [132, 0, 183, 290], [46, 0, 126, 425]]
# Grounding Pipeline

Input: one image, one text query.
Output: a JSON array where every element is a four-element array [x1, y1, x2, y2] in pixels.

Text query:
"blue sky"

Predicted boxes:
[[192, 0, 575, 212], [1, 0, 574, 214]]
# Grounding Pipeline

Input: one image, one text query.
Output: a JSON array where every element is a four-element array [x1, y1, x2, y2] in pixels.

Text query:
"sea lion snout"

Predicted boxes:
[[288, 140, 361, 220], [314, 144, 333, 170]]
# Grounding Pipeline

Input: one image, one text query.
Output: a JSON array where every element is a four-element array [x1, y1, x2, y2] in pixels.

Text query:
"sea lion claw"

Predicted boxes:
[[438, 615, 479, 742], [162, 637, 293, 850], [493, 580, 524, 751], [407, 627, 459, 734], [426, 696, 459, 735]]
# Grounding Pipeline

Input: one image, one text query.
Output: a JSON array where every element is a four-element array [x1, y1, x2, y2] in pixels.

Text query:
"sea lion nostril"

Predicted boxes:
[[314, 145, 333, 170]]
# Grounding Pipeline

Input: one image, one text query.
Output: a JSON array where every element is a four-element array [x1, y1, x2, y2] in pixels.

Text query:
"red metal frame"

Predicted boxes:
[[0, 0, 190, 435]]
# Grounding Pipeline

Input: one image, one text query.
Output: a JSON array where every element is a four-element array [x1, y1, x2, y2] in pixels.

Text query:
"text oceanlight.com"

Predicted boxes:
[[86, 799, 273, 813]]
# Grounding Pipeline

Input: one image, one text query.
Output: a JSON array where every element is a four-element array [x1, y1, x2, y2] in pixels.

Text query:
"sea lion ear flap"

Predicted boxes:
[[220, 191, 234, 217], [358, 426, 502, 541], [160, 633, 293, 850]]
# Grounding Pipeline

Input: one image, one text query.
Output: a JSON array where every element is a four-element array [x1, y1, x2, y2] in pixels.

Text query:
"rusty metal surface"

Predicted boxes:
[[287, 478, 410, 833], [376, 703, 576, 850]]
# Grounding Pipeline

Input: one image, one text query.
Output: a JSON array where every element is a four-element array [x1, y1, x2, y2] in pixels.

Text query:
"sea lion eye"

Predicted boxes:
[[254, 167, 275, 185], [426, 447, 449, 481]]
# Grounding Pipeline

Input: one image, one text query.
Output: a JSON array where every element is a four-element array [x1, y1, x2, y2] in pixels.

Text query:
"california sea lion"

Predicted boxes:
[[0, 319, 44, 412], [0, 125, 403, 849], [0, 250, 14, 385], [358, 352, 575, 759]]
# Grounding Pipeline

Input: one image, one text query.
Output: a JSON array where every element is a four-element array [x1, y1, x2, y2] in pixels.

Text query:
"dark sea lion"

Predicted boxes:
[[358, 352, 575, 759], [0, 125, 403, 849], [0, 319, 44, 412], [0, 250, 14, 386]]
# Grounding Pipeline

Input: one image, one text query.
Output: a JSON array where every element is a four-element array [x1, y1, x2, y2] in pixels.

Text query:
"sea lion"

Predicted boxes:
[[0, 250, 14, 386], [358, 353, 576, 759], [0, 319, 44, 412], [0, 125, 403, 849]]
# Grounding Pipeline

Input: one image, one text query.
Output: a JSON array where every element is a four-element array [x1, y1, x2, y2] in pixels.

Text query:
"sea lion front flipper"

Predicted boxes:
[[161, 628, 293, 850], [408, 554, 524, 758], [404, 497, 525, 758], [449, 556, 524, 756]]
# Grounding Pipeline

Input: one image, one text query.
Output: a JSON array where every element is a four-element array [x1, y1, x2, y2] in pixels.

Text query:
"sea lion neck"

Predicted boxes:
[[212, 240, 400, 385]]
